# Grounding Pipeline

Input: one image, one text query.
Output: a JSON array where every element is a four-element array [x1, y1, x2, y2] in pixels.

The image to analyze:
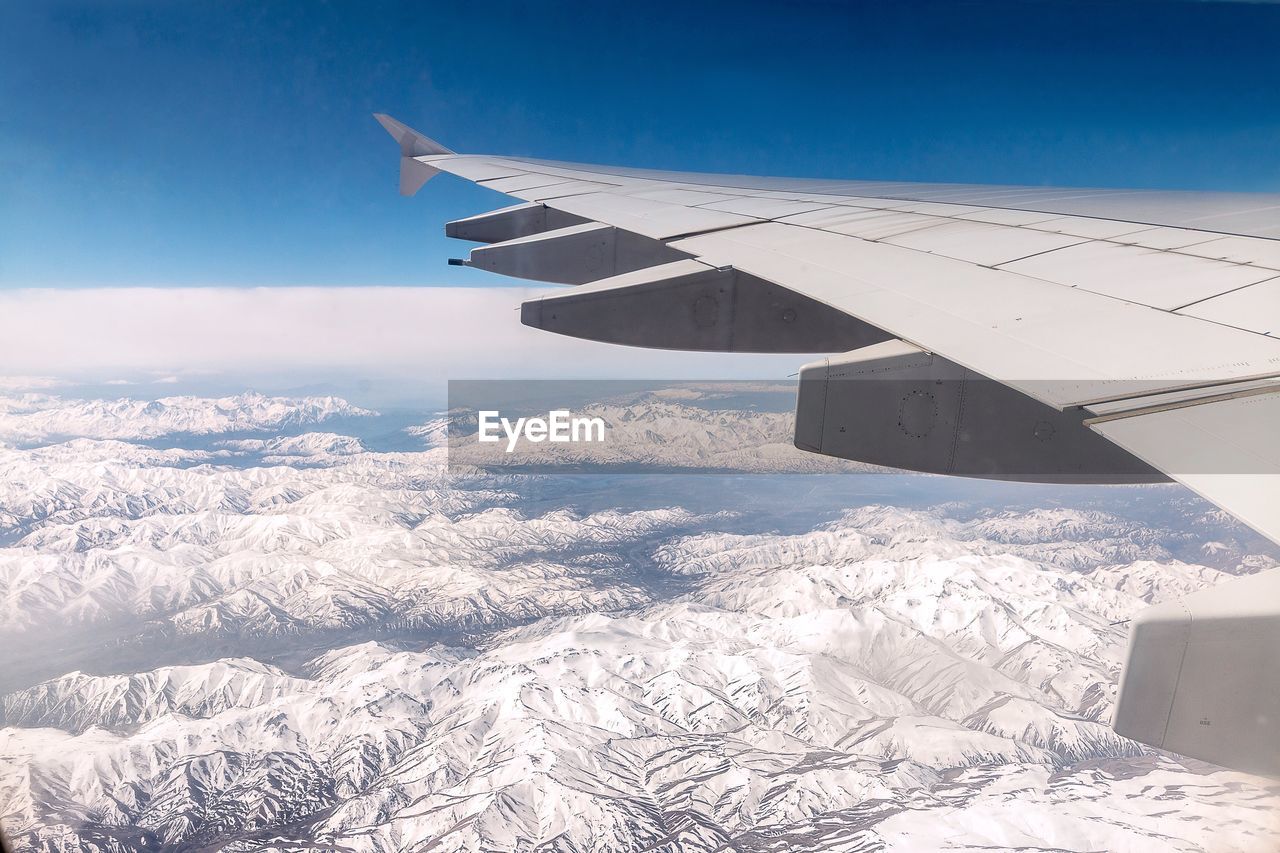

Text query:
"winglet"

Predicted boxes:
[[373, 113, 453, 196], [373, 113, 453, 157]]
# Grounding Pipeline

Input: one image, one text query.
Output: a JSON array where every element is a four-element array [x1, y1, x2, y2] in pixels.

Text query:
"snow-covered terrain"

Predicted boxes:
[[445, 398, 878, 472], [0, 390, 1277, 851], [0, 391, 373, 444]]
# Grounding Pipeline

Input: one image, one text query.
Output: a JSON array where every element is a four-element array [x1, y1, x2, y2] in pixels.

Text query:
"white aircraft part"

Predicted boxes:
[[465, 222, 687, 285], [460, 154, 1280, 238], [695, 196, 833, 220], [405, 135, 1280, 474], [373, 114, 451, 156], [424, 156, 524, 182], [1111, 226, 1228, 251], [1114, 568, 1280, 777], [372, 115, 452, 197], [520, 260, 893, 354], [1179, 235, 1280, 268], [954, 207, 1064, 226], [884, 200, 985, 218], [1180, 278, 1280, 337], [547, 192, 762, 241], [818, 211, 955, 241], [1088, 388, 1280, 546], [398, 157, 439, 197], [1000, 240, 1277, 311], [880, 219, 1086, 267], [669, 223, 1280, 409], [529, 180, 625, 201], [481, 172, 595, 194], [629, 188, 743, 207], [1024, 216, 1153, 240]]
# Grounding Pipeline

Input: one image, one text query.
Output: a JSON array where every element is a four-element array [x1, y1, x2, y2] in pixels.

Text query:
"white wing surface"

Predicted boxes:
[[376, 115, 1280, 774]]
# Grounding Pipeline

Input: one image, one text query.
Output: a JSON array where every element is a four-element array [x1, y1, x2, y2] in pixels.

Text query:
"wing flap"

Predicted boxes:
[[1088, 388, 1280, 545]]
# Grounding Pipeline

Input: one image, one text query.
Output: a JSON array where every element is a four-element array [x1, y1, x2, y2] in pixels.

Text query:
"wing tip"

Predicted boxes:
[[373, 113, 454, 157]]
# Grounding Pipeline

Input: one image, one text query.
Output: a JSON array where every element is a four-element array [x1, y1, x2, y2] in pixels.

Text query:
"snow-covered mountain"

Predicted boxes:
[[0, 391, 374, 444], [216, 431, 367, 463], [0, 391, 1277, 852], [440, 398, 881, 473]]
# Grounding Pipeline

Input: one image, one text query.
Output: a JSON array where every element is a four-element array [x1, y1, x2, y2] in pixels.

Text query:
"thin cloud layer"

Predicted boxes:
[[0, 287, 807, 389]]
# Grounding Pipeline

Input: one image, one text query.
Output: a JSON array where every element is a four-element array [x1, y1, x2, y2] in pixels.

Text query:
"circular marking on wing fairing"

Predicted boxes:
[[898, 390, 937, 439]]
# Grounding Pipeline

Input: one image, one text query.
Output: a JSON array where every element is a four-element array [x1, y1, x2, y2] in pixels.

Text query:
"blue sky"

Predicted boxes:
[[2, 0, 1279, 288]]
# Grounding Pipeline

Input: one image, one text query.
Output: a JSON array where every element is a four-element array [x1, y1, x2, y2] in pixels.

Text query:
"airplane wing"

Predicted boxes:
[[375, 114, 1280, 776]]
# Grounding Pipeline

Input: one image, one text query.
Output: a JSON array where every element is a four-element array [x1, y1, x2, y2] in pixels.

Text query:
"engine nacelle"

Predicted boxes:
[[794, 340, 1166, 483]]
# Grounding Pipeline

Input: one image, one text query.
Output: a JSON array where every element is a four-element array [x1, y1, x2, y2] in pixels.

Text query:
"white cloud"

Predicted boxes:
[[0, 376, 67, 392], [0, 287, 811, 387]]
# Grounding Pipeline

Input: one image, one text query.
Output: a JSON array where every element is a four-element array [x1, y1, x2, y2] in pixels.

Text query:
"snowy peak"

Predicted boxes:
[[0, 391, 375, 443]]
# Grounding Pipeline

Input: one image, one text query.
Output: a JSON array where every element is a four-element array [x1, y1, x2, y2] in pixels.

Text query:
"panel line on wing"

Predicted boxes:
[[1171, 273, 1280, 313], [1084, 381, 1280, 425]]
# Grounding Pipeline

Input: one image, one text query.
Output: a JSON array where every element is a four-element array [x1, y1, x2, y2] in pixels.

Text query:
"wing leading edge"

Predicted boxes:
[[376, 115, 1280, 776]]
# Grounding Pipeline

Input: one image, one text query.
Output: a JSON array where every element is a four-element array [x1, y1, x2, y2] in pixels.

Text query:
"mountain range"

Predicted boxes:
[[0, 388, 1276, 851]]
